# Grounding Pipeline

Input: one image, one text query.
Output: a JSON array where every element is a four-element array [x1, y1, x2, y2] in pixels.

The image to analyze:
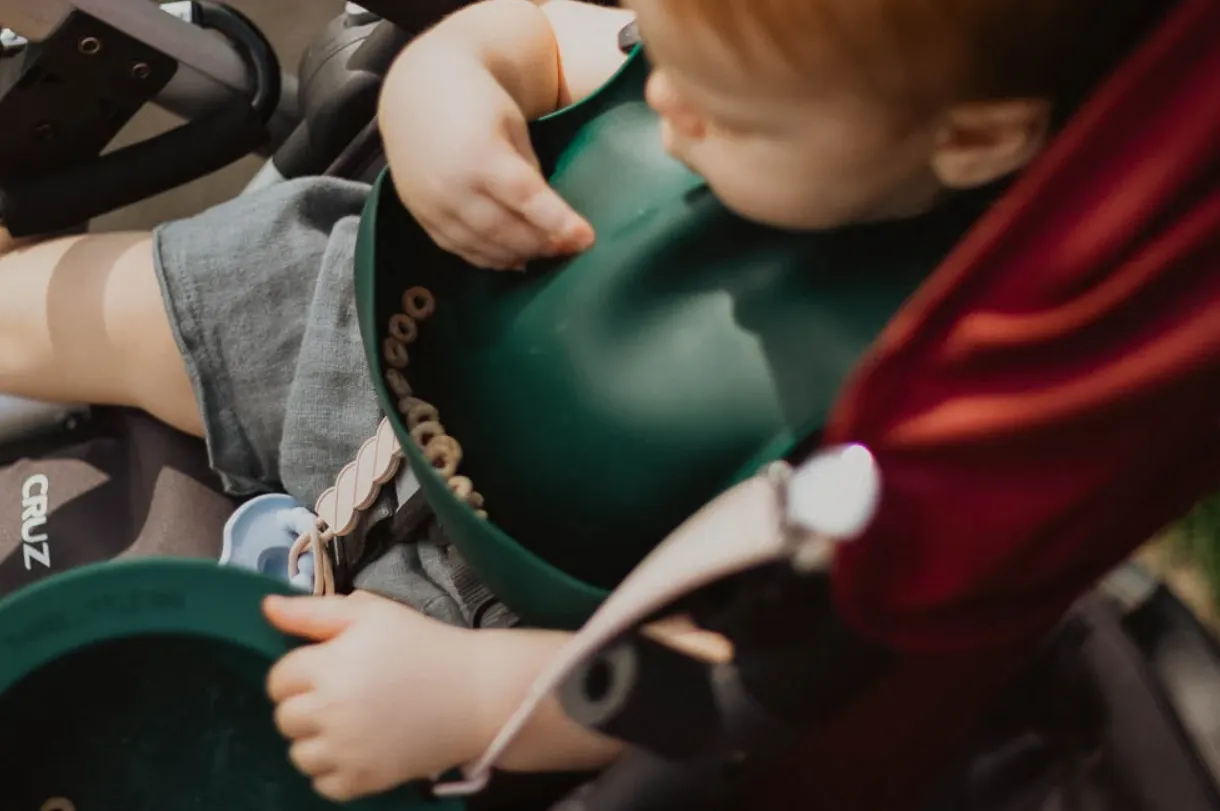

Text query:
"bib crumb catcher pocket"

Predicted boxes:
[[0, 560, 460, 811]]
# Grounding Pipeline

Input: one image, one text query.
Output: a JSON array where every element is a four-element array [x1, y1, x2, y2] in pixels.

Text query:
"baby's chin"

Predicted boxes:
[[673, 154, 859, 232], [714, 188, 853, 233]]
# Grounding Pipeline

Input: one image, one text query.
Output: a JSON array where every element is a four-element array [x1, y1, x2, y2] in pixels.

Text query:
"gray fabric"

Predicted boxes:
[[354, 522, 518, 630], [354, 470, 518, 629], [152, 176, 515, 627], [354, 535, 468, 627], [153, 177, 376, 508]]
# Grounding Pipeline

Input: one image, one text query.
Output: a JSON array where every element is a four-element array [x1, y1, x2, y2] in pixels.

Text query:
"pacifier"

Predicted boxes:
[[220, 493, 317, 592]]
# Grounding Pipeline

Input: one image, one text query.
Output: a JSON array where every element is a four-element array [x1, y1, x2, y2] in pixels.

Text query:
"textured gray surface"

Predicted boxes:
[[92, 0, 344, 232]]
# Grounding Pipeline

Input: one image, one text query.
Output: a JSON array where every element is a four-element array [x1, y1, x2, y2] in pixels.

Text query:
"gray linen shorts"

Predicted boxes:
[[152, 177, 513, 628]]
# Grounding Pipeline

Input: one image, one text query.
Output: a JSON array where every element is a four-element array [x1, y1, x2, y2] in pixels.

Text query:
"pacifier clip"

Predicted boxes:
[[289, 286, 488, 595]]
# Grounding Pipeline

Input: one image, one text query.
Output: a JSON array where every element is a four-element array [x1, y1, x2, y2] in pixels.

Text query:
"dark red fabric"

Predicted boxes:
[[753, 643, 1032, 811], [753, 4, 1220, 810], [823, 0, 1220, 655]]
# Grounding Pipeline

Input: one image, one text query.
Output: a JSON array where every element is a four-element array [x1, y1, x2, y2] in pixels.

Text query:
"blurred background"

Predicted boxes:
[[92, 0, 345, 231], [1144, 495, 1220, 629]]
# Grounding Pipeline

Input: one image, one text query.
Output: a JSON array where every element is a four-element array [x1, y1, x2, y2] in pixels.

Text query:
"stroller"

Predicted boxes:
[[0, 1, 1218, 810]]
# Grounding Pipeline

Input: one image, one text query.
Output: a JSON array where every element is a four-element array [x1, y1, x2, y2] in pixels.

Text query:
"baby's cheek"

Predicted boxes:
[[705, 170, 774, 219], [660, 121, 702, 176], [714, 167, 836, 229]]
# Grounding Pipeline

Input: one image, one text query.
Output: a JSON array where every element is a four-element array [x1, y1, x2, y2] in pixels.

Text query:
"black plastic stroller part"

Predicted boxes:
[[0, 2, 280, 236], [559, 631, 721, 762], [922, 587, 1220, 811], [342, 0, 481, 37], [272, 15, 411, 180], [0, 10, 178, 182], [1124, 584, 1220, 790], [550, 565, 894, 811]]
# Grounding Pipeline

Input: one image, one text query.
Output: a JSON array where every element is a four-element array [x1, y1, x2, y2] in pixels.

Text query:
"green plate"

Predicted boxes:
[[0, 559, 461, 810]]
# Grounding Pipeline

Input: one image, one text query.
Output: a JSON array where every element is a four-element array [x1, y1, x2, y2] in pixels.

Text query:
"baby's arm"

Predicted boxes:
[[264, 593, 729, 802], [485, 616, 734, 773], [383, 0, 635, 119], [376, 0, 635, 270], [463, 624, 628, 774], [264, 593, 619, 800]]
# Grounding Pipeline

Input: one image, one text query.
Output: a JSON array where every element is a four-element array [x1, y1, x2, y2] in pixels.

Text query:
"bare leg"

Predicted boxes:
[[0, 229, 203, 437]]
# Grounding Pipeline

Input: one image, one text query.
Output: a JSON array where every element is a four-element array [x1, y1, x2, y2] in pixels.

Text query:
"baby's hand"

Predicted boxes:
[[381, 52, 595, 271], [264, 592, 491, 802]]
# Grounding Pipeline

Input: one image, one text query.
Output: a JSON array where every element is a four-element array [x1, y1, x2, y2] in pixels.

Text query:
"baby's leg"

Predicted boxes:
[[0, 229, 202, 436]]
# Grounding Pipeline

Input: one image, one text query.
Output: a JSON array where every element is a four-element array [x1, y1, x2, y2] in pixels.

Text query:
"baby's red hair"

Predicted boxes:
[[660, 0, 1168, 118]]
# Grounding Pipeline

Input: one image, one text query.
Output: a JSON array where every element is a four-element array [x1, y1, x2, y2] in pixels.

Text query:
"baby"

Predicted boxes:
[[264, 0, 1165, 799], [0, 0, 1162, 801]]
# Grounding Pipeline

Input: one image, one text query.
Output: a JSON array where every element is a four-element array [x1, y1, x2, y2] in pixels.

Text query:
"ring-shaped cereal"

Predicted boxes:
[[403, 286, 436, 320], [383, 337, 409, 369], [42, 800, 76, 811], [403, 397, 440, 429], [389, 313, 418, 344], [410, 420, 446, 449], [382, 287, 485, 516], [385, 368, 412, 398], [424, 435, 462, 479], [448, 475, 474, 500]]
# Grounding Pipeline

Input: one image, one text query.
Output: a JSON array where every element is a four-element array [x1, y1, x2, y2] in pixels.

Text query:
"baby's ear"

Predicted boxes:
[[929, 99, 1052, 189]]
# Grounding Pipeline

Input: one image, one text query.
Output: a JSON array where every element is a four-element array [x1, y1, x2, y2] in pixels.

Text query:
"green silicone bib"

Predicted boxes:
[[355, 49, 989, 628]]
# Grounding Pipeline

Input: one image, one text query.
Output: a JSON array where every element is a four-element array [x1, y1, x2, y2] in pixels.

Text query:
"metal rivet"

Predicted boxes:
[[131, 62, 151, 80], [78, 36, 102, 55]]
